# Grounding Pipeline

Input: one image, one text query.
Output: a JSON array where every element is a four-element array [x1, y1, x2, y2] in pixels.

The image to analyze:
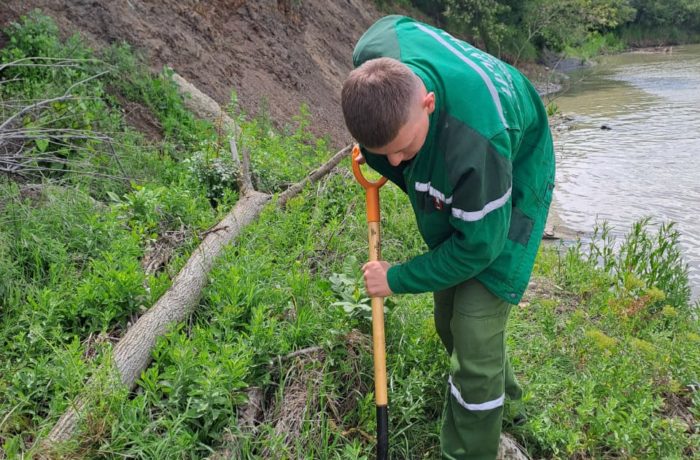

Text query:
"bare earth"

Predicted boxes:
[[0, 0, 383, 148]]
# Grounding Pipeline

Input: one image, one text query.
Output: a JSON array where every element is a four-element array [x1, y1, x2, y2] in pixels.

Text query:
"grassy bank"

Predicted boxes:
[[1, 14, 698, 459]]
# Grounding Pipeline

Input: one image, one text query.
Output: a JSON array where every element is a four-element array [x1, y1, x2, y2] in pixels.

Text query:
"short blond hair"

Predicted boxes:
[[341, 57, 420, 148]]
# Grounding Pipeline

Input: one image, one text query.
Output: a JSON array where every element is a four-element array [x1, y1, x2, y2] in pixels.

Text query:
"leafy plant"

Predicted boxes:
[[588, 218, 691, 309], [546, 101, 559, 116], [183, 141, 239, 204], [328, 256, 373, 321]]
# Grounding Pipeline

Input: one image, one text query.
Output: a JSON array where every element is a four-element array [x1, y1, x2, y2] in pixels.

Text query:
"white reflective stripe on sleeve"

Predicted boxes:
[[414, 181, 453, 204], [448, 376, 505, 411], [451, 187, 511, 223], [414, 23, 508, 129]]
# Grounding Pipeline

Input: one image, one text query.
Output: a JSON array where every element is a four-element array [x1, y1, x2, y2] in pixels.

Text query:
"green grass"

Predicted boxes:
[[1, 12, 698, 459]]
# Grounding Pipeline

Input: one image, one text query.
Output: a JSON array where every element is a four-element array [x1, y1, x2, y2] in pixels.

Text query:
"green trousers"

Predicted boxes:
[[433, 279, 521, 460]]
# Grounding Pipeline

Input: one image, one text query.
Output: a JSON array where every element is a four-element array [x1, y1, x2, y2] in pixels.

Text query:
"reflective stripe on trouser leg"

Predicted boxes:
[[433, 283, 521, 399], [436, 279, 513, 460]]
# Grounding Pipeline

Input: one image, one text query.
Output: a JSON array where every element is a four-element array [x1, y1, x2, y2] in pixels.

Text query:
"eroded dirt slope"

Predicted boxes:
[[0, 0, 383, 147]]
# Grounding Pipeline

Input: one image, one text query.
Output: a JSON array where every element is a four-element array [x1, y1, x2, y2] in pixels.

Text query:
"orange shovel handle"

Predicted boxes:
[[351, 144, 390, 458], [352, 145, 387, 223]]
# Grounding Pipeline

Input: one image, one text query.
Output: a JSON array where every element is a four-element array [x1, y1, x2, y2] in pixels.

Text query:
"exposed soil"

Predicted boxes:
[[0, 0, 384, 148]]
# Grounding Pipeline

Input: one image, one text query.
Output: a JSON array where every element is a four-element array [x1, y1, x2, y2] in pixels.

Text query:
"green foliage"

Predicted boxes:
[[110, 182, 215, 237], [329, 256, 373, 322], [516, 221, 699, 457], [588, 218, 691, 309], [183, 143, 239, 204], [564, 31, 626, 59], [135, 328, 252, 447], [380, 0, 700, 60], [240, 103, 331, 193], [631, 0, 700, 29], [443, 0, 511, 50], [545, 101, 559, 116]]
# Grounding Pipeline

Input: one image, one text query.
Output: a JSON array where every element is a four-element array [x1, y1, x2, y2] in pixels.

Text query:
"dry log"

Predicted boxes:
[[45, 190, 271, 444], [169, 72, 239, 137]]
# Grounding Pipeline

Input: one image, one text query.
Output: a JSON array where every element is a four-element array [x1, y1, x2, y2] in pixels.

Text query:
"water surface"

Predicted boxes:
[[552, 45, 700, 299]]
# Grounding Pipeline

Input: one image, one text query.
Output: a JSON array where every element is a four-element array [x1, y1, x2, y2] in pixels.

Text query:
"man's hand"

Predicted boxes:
[[362, 260, 393, 297]]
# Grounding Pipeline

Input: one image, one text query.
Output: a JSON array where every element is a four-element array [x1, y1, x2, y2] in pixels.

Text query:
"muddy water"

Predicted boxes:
[[552, 44, 700, 299]]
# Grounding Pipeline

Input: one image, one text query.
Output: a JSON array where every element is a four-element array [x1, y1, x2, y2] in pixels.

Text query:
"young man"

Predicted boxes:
[[341, 15, 555, 459]]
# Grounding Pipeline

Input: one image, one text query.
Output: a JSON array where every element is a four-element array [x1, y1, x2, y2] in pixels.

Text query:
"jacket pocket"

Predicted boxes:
[[507, 206, 534, 246]]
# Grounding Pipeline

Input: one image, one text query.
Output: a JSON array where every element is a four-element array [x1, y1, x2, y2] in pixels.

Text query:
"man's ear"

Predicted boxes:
[[423, 92, 436, 114]]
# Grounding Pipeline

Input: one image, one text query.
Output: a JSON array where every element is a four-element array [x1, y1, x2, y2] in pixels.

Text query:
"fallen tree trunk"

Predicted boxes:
[[45, 190, 271, 444], [42, 72, 351, 447]]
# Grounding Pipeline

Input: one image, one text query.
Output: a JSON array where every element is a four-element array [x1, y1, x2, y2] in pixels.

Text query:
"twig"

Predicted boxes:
[[63, 70, 110, 97], [107, 141, 128, 182], [341, 426, 375, 443], [277, 144, 352, 208], [0, 95, 77, 132], [0, 56, 102, 73], [278, 346, 324, 363], [1, 66, 108, 132], [1, 165, 130, 181]]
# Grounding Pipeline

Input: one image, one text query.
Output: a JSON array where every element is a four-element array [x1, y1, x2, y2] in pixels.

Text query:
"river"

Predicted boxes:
[[550, 44, 700, 299]]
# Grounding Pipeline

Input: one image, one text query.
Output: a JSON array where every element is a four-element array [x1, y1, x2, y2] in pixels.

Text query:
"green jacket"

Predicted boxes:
[[355, 15, 555, 304]]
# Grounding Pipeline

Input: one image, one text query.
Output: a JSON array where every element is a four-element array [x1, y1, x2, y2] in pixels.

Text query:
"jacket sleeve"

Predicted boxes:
[[386, 130, 513, 294]]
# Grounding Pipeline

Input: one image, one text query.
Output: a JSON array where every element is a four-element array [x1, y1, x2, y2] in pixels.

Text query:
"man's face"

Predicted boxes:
[[368, 88, 435, 167]]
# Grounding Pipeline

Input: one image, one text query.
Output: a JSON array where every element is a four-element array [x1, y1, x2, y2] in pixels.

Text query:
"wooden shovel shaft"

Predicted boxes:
[[367, 221, 388, 406]]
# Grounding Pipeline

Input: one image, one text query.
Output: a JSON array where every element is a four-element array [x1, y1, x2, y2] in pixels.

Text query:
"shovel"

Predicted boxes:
[[351, 144, 389, 460]]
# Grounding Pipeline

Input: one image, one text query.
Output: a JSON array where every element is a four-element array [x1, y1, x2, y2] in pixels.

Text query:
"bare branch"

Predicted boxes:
[[62, 70, 110, 96], [0, 56, 102, 73], [1, 165, 130, 181], [0, 95, 77, 132], [277, 346, 324, 363], [107, 141, 128, 181], [277, 144, 352, 208]]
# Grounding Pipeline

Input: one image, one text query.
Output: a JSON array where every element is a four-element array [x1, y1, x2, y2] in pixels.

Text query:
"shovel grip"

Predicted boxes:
[[352, 145, 387, 223]]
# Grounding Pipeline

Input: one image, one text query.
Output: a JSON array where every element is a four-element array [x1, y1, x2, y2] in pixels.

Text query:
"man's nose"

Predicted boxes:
[[388, 153, 402, 166]]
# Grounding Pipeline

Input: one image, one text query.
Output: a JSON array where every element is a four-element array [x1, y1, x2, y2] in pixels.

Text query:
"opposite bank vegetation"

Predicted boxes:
[[1, 12, 699, 459], [380, 0, 700, 64]]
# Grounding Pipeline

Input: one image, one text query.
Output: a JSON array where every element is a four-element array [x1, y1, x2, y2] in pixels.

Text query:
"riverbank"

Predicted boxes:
[[541, 111, 582, 243], [544, 197, 583, 243], [519, 61, 567, 96]]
